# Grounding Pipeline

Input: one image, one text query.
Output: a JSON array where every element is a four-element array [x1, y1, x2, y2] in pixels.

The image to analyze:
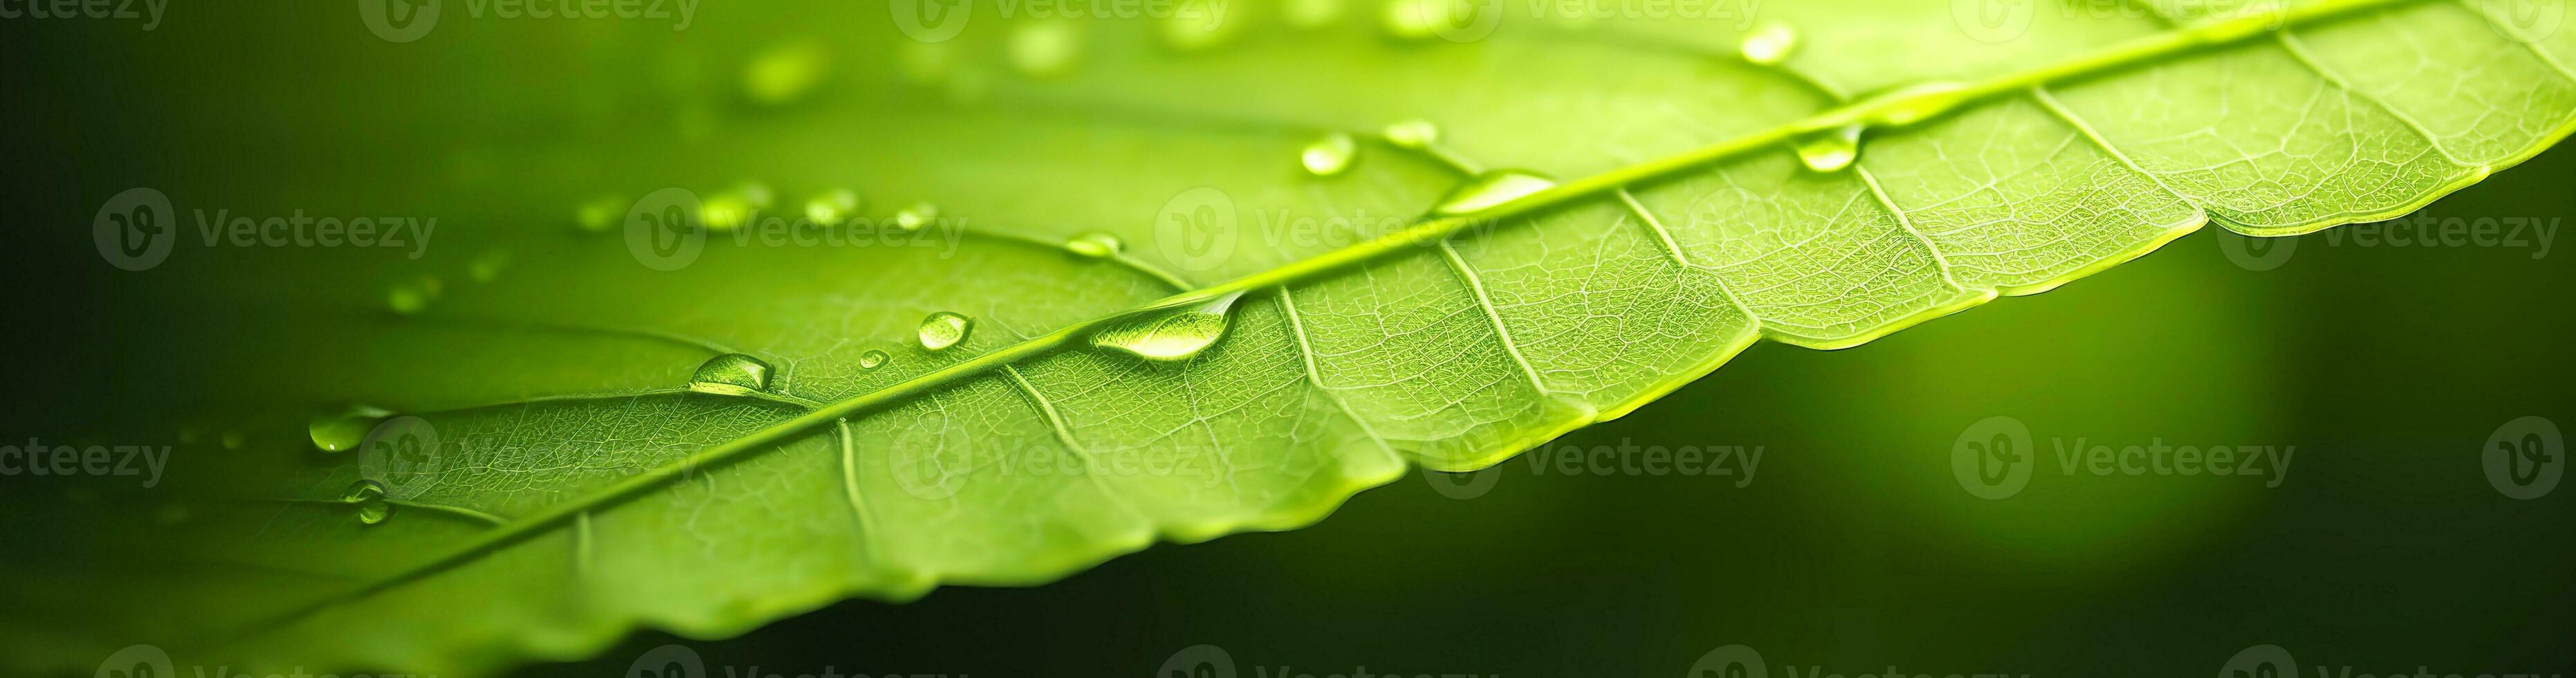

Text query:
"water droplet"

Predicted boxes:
[[1065, 231, 1124, 258], [356, 499, 396, 526], [1161, 0, 1234, 49], [1302, 132, 1358, 176], [1858, 81, 1975, 127], [1010, 21, 1083, 76], [311, 405, 395, 453], [387, 277, 442, 315], [468, 248, 511, 283], [1792, 124, 1863, 172], [340, 479, 389, 504], [1739, 22, 1798, 66], [577, 194, 627, 232], [1382, 0, 1471, 40], [686, 353, 774, 396], [1383, 119, 1441, 149], [858, 349, 890, 369], [896, 202, 941, 232], [805, 188, 861, 226], [917, 311, 973, 351], [1092, 292, 1244, 361], [1285, 0, 1342, 27], [744, 41, 829, 105], [1431, 170, 1557, 216], [700, 192, 755, 231]]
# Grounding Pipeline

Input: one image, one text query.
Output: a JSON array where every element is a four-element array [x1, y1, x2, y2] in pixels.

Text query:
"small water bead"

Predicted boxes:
[[1792, 124, 1864, 172], [1064, 231, 1124, 258], [577, 194, 628, 232], [1430, 170, 1557, 216], [1302, 132, 1358, 176], [896, 202, 941, 232], [1381, 0, 1471, 40], [1010, 21, 1082, 77], [1092, 292, 1243, 361], [310, 405, 395, 453], [1857, 81, 1975, 127], [1739, 22, 1798, 66], [1383, 119, 1441, 149], [744, 41, 829, 105], [700, 192, 756, 231], [1284, 0, 1341, 28], [387, 276, 442, 315], [340, 478, 389, 504], [805, 188, 861, 226], [858, 350, 890, 369], [686, 353, 775, 396], [917, 311, 973, 351], [356, 499, 396, 526], [1159, 0, 1234, 50], [468, 248, 511, 283]]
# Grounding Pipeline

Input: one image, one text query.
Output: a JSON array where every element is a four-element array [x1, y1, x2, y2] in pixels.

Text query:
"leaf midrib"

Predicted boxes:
[[257, 0, 2431, 630]]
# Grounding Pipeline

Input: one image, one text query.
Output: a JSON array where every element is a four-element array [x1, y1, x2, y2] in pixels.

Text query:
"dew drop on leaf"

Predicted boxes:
[[805, 188, 861, 226], [1009, 22, 1082, 77], [858, 349, 890, 370], [356, 498, 396, 526], [310, 405, 395, 453], [1792, 124, 1864, 172], [1859, 81, 1974, 127], [387, 276, 442, 315], [1302, 132, 1358, 176], [1381, 0, 1469, 40], [340, 479, 389, 504], [1092, 292, 1244, 361], [744, 41, 829, 105], [468, 248, 511, 283], [1431, 170, 1557, 216], [687, 354, 775, 396], [701, 192, 756, 232], [918, 311, 973, 351], [1065, 231, 1124, 258], [1739, 21, 1798, 66], [576, 194, 627, 232], [1160, 0, 1233, 49], [1383, 118, 1440, 149], [1284, 0, 1341, 28], [896, 203, 940, 232]]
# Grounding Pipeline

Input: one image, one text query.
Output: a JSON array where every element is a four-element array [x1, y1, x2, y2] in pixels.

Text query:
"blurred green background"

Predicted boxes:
[[2, 1, 2569, 676]]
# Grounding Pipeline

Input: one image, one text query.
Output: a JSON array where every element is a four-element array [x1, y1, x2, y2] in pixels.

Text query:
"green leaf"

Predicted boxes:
[[24, 0, 2576, 674]]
